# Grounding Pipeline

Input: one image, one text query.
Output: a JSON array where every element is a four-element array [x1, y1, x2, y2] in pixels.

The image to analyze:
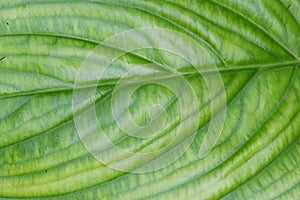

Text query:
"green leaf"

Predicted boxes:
[[0, 0, 299, 199]]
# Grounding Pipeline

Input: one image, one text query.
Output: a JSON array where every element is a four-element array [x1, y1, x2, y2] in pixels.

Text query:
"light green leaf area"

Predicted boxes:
[[0, 0, 299, 199]]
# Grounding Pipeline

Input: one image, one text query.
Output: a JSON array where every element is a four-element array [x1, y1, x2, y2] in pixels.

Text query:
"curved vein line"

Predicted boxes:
[[13, 70, 258, 198], [134, 67, 298, 199], [209, 0, 300, 60], [0, 0, 228, 65], [166, 0, 282, 59]]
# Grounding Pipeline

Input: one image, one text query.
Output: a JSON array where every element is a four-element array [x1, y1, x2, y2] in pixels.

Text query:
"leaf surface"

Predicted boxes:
[[0, 0, 299, 199]]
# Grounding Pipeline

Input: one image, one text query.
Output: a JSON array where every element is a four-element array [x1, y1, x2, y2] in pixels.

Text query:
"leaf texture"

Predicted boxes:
[[0, 0, 299, 199]]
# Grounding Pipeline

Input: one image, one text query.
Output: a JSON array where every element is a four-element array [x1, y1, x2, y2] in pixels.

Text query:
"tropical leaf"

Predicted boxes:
[[0, 0, 299, 199]]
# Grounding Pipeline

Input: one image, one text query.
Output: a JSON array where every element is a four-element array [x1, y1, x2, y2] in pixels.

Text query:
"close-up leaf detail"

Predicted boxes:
[[0, 0, 299, 199]]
